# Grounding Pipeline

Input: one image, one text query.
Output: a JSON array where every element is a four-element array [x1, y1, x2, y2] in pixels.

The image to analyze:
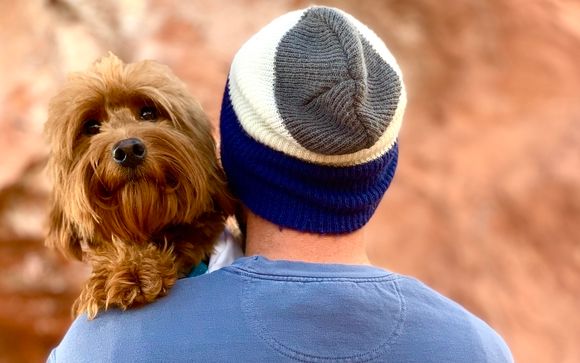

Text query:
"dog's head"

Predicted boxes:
[[45, 53, 234, 260]]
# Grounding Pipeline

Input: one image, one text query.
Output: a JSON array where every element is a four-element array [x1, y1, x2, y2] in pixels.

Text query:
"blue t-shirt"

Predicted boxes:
[[48, 256, 513, 362]]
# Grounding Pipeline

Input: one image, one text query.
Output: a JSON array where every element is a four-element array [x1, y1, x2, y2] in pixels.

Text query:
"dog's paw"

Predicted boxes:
[[102, 243, 178, 310], [75, 242, 178, 318], [74, 276, 108, 319]]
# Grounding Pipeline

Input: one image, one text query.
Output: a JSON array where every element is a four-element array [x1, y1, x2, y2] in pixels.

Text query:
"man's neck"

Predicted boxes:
[[244, 212, 371, 265]]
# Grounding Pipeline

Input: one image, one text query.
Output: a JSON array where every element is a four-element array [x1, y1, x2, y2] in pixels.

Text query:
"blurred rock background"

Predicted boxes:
[[0, 0, 578, 362]]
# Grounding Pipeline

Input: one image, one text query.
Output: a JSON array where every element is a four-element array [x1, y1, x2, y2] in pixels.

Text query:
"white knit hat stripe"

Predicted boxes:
[[228, 9, 304, 150]]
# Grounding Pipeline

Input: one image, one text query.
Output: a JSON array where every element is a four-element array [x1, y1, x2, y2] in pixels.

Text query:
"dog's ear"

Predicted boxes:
[[46, 199, 83, 260], [212, 183, 237, 218], [209, 166, 237, 217]]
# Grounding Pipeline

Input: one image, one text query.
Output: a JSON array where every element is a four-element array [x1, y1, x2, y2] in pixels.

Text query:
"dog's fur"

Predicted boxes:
[[45, 53, 234, 319]]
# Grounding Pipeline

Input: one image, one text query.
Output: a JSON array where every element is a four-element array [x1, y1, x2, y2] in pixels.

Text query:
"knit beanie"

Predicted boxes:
[[220, 6, 406, 234]]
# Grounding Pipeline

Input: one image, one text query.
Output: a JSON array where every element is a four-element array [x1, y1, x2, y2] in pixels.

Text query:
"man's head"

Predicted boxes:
[[220, 6, 406, 234]]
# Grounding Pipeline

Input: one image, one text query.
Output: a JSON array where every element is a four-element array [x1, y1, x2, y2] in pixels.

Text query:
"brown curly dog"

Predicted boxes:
[[45, 53, 234, 319]]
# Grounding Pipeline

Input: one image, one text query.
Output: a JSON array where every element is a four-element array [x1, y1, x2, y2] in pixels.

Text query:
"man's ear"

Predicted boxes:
[[46, 198, 83, 260]]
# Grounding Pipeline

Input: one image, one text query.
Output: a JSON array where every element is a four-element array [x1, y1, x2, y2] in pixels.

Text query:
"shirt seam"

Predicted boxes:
[[224, 266, 400, 283], [241, 275, 407, 362]]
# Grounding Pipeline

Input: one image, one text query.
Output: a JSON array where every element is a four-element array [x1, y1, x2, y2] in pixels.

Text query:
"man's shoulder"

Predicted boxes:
[[50, 269, 244, 363], [74, 267, 239, 321], [393, 275, 513, 362]]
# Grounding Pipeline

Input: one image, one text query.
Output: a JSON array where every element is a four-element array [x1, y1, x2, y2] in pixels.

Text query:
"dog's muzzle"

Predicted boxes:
[[112, 138, 147, 168]]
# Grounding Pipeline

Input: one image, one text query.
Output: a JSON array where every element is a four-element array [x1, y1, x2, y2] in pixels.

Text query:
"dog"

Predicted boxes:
[[45, 53, 234, 319]]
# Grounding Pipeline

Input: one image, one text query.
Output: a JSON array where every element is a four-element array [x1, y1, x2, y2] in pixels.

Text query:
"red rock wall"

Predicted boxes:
[[1, 1, 578, 362]]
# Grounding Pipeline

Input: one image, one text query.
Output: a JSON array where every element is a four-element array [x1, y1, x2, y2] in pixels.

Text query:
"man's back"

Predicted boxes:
[[50, 256, 512, 362]]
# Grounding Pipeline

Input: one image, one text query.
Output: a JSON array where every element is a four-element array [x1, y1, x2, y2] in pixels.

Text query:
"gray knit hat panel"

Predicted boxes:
[[274, 7, 401, 155]]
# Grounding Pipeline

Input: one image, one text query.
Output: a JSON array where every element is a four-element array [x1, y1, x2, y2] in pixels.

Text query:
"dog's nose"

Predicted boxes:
[[112, 138, 146, 168]]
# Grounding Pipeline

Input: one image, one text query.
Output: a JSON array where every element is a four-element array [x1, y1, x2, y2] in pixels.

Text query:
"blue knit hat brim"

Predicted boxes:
[[220, 83, 398, 234]]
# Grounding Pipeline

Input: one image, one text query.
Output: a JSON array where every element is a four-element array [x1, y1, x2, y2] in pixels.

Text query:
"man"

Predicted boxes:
[[49, 6, 513, 362]]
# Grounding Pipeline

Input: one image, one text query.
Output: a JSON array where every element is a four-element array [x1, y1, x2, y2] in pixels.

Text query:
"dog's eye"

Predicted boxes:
[[83, 119, 101, 135], [139, 106, 157, 121]]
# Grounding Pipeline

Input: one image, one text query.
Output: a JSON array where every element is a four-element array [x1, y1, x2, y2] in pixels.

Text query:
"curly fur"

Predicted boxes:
[[45, 53, 234, 319]]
